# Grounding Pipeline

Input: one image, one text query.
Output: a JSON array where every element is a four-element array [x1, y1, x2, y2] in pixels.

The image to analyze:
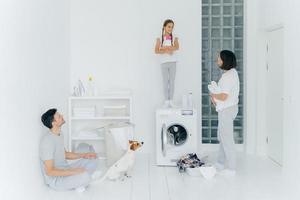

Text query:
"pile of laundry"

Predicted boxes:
[[176, 153, 205, 172], [177, 153, 216, 180]]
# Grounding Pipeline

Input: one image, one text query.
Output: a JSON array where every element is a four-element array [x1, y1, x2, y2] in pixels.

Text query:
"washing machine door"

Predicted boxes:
[[161, 123, 167, 157], [167, 124, 188, 146]]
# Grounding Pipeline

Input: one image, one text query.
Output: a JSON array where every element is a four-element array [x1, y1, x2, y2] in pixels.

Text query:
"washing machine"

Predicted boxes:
[[156, 108, 198, 166]]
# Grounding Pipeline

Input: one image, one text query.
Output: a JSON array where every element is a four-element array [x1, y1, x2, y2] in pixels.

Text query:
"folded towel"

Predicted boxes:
[[207, 81, 224, 112], [208, 81, 220, 94]]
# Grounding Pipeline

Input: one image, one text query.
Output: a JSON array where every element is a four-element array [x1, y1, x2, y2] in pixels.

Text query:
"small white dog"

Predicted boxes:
[[99, 140, 143, 181]]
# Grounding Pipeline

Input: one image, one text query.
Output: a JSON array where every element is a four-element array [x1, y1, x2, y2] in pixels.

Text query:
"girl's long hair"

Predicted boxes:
[[161, 19, 174, 47]]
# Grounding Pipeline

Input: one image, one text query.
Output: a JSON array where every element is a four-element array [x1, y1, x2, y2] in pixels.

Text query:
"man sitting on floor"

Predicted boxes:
[[39, 108, 100, 192]]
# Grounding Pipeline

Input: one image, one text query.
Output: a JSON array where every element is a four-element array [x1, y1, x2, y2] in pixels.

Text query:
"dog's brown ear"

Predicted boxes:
[[129, 140, 134, 144]]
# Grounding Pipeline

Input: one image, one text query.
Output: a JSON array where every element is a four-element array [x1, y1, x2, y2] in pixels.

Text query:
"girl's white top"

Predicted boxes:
[[208, 68, 240, 112], [159, 34, 178, 64]]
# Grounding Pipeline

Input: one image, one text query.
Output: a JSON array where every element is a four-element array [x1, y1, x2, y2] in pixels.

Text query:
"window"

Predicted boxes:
[[202, 0, 244, 144]]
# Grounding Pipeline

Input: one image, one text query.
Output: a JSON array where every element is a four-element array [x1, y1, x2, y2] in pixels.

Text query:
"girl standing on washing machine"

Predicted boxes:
[[210, 50, 240, 176], [154, 19, 179, 108]]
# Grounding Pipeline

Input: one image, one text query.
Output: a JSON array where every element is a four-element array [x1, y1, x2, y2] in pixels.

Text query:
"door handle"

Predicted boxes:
[[161, 124, 167, 157]]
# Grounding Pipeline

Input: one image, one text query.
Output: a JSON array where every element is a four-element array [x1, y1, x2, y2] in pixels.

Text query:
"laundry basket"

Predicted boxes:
[[105, 122, 134, 167]]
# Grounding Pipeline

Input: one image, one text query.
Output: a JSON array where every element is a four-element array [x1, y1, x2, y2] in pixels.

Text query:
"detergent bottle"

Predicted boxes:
[[87, 75, 96, 96]]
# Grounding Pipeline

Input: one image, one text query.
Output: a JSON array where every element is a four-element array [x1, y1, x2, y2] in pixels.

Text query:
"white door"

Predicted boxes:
[[266, 27, 284, 166]]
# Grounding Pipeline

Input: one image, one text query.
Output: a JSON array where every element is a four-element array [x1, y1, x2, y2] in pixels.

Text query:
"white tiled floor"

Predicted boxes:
[[39, 153, 295, 200]]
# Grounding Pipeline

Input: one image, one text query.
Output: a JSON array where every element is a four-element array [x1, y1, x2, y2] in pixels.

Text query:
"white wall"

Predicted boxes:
[[70, 0, 201, 153], [244, 0, 259, 154], [245, 0, 285, 155], [254, 0, 285, 157], [246, 0, 300, 196], [0, 0, 69, 199]]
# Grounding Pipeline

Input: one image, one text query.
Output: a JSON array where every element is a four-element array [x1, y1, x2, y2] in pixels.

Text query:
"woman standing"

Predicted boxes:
[[154, 19, 179, 108], [210, 50, 240, 176]]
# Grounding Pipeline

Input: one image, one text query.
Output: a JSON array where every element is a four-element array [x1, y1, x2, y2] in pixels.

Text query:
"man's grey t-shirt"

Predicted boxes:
[[39, 132, 69, 184]]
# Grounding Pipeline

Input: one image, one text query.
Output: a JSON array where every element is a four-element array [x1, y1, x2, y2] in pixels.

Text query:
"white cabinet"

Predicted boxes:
[[68, 94, 133, 160]]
